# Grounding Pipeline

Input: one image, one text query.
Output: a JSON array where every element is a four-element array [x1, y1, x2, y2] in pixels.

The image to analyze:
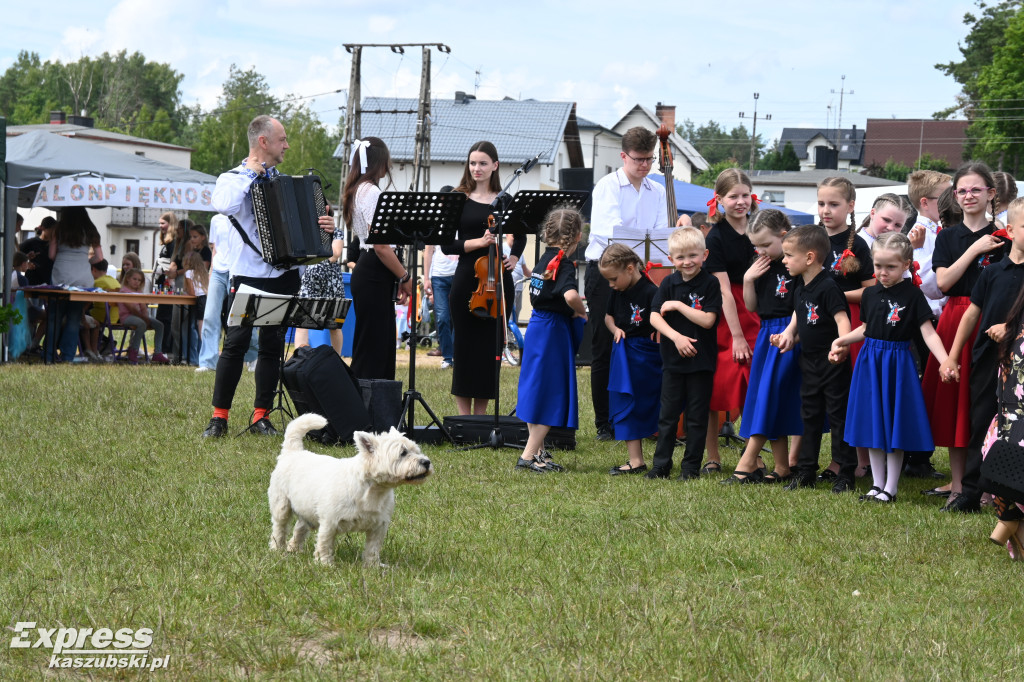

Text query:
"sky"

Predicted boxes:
[[0, 0, 979, 148]]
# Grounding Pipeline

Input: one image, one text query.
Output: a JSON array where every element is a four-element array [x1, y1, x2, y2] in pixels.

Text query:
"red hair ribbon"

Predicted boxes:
[[706, 197, 717, 218], [546, 249, 565, 275], [751, 193, 760, 206], [838, 248, 856, 268], [910, 261, 922, 287], [645, 261, 655, 275], [993, 228, 1010, 239]]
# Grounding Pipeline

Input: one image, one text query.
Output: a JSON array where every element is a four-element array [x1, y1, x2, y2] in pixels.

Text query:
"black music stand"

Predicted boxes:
[[228, 287, 351, 435], [467, 188, 590, 450], [365, 191, 466, 443]]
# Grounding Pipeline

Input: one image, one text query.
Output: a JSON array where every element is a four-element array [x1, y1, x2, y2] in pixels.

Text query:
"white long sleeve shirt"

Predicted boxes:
[[912, 216, 946, 316], [585, 168, 671, 263]]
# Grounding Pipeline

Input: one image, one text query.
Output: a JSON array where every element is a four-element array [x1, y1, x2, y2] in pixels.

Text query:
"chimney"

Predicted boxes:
[[455, 91, 475, 104], [68, 113, 94, 128], [655, 102, 676, 130], [49, 110, 66, 125]]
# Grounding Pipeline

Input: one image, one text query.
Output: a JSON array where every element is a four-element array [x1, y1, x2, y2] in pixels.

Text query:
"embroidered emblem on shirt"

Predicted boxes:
[[886, 300, 905, 326], [689, 293, 703, 311], [528, 274, 544, 296], [978, 253, 993, 268], [775, 275, 791, 297], [630, 303, 645, 326], [830, 250, 843, 273], [805, 302, 820, 325]]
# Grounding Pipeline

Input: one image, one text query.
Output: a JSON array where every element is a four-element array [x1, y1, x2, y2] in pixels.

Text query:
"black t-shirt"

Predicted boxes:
[[19, 237, 53, 286], [176, 245, 213, 270], [705, 220, 756, 284], [932, 222, 1010, 298], [529, 247, 578, 317], [969, 256, 1024, 362], [861, 279, 932, 343], [794, 269, 849, 352], [826, 228, 873, 292], [651, 269, 721, 373], [754, 258, 797, 320], [608, 276, 659, 338]]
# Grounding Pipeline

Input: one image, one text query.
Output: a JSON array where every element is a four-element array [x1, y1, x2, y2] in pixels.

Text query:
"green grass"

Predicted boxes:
[[1, 352, 1022, 680]]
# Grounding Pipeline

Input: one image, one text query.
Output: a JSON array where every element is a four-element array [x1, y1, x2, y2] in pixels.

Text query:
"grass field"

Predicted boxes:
[[1, 350, 1022, 680]]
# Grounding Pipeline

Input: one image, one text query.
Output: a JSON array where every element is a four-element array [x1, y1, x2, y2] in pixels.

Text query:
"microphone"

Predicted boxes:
[[522, 153, 542, 174]]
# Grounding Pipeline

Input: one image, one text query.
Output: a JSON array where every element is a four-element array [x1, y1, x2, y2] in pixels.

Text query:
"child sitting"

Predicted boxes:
[[117, 268, 169, 365]]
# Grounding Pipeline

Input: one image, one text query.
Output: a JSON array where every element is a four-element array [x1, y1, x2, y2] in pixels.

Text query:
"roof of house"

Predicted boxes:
[[778, 127, 865, 163], [335, 96, 579, 165], [749, 169, 902, 188], [611, 104, 709, 171], [5, 123, 192, 152]]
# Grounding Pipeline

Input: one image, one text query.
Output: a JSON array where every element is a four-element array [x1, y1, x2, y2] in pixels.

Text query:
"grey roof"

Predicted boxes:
[[6, 123, 193, 151], [778, 127, 865, 163], [749, 169, 901, 188], [335, 96, 574, 164], [611, 104, 709, 172]]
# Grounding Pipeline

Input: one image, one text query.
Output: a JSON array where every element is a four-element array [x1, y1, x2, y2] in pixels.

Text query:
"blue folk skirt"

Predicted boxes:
[[844, 337, 933, 452], [739, 316, 804, 439], [608, 336, 662, 441], [517, 310, 584, 428]]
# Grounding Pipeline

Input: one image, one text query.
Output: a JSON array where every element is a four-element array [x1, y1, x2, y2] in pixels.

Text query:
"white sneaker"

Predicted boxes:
[[439, 360, 452, 369], [194, 367, 212, 373], [247, 360, 258, 372]]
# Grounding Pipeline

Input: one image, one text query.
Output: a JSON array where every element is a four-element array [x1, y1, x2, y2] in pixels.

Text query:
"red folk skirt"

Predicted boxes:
[[921, 296, 977, 448], [710, 282, 761, 412]]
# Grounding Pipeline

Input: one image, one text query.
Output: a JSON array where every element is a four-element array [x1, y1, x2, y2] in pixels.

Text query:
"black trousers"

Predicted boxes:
[[212, 270, 300, 411], [796, 350, 856, 480], [651, 370, 714, 475], [585, 261, 613, 428], [349, 248, 398, 381], [963, 350, 999, 501]]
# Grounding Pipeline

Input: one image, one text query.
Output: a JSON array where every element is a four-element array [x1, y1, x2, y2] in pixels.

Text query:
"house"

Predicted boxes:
[[339, 93, 585, 193], [777, 126, 865, 172], [7, 111, 196, 270], [861, 118, 969, 169], [609, 103, 709, 183], [749, 169, 902, 218], [575, 115, 624, 181]]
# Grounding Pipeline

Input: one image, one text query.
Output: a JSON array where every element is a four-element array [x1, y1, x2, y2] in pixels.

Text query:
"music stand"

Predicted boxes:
[[228, 286, 352, 435], [467, 188, 590, 450], [365, 191, 466, 443]]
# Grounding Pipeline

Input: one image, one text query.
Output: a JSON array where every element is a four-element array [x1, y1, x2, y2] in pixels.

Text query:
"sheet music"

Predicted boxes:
[[227, 284, 293, 327]]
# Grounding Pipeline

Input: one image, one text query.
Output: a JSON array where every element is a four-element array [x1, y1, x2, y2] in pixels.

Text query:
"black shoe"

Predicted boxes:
[[831, 477, 856, 494], [677, 470, 700, 481], [596, 424, 614, 441], [817, 468, 838, 483], [921, 487, 952, 498], [784, 475, 816, 491], [536, 449, 565, 472], [940, 493, 981, 513], [202, 417, 228, 438], [859, 486, 882, 502], [515, 456, 549, 473], [903, 461, 946, 479], [248, 418, 279, 436], [699, 461, 722, 475], [873, 490, 896, 504], [720, 470, 763, 485], [644, 468, 671, 480], [609, 463, 648, 476]]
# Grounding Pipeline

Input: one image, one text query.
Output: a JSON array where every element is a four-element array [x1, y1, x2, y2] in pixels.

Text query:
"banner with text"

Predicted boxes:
[[33, 177, 214, 211]]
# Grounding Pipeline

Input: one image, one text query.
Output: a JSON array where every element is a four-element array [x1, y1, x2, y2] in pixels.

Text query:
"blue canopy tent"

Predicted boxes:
[[649, 174, 816, 225]]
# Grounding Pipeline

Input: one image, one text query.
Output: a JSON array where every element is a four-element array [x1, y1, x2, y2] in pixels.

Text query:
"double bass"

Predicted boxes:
[[656, 123, 678, 230], [469, 214, 505, 320]]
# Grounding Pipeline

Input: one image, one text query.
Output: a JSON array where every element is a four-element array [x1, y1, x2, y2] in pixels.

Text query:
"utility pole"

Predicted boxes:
[[411, 46, 433, 192], [831, 75, 854, 156], [739, 93, 770, 172]]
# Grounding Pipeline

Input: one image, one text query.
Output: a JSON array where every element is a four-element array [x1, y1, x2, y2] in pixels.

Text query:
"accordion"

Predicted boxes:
[[250, 174, 332, 268]]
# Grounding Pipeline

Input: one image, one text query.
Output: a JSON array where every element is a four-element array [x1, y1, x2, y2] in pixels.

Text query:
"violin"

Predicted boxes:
[[469, 215, 503, 320]]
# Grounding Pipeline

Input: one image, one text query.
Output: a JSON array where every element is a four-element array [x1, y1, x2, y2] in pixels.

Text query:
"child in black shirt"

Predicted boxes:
[[772, 225, 856, 492], [646, 227, 722, 480]]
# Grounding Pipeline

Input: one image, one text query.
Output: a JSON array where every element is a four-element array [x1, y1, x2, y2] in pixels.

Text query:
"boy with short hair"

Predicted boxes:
[[773, 225, 856, 492], [646, 226, 722, 480], [938, 196, 1024, 512]]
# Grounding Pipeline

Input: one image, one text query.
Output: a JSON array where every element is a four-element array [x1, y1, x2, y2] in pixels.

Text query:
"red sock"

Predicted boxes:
[[213, 408, 229, 421], [251, 408, 268, 424]]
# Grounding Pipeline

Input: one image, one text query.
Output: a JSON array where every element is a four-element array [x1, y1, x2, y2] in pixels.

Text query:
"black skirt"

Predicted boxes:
[[450, 259, 514, 398], [350, 248, 397, 380]]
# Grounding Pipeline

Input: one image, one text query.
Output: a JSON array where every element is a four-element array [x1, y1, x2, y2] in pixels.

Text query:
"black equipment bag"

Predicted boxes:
[[442, 415, 576, 450], [283, 345, 370, 445], [357, 379, 404, 432], [981, 407, 1024, 505]]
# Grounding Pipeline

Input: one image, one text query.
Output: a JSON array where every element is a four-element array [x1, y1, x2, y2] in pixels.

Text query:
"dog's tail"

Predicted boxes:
[[281, 413, 329, 454]]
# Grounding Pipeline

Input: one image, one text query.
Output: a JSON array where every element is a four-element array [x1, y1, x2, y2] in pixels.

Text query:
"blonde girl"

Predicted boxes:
[[515, 208, 587, 473], [117, 268, 169, 365], [600, 243, 662, 475], [183, 251, 210, 337]]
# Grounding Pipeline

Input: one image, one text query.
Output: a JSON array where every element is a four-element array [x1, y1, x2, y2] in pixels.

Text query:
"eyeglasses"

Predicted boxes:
[[625, 153, 655, 165], [955, 187, 991, 198]]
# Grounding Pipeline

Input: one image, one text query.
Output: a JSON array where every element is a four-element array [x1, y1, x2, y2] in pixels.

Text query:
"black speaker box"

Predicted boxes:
[[442, 415, 576, 450], [283, 345, 370, 445]]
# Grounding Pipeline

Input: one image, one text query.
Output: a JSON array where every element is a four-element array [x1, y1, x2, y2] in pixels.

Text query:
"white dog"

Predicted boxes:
[[268, 413, 432, 566]]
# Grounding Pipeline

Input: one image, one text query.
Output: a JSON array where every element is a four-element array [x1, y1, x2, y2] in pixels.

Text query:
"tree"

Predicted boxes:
[[756, 140, 800, 171], [970, 7, 1024, 173], [693, 160, 742, 189], [677, 119, 765, 166], [863, 158, 912, 182], [915, 153, 952, 173]]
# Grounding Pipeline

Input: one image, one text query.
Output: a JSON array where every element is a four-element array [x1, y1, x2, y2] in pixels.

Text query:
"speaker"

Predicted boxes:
[[559, 168, 594, 219]]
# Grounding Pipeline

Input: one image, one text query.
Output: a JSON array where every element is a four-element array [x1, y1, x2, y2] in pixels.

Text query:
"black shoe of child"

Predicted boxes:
[[644, 468, 671, 480], [830, 477, 856, 494], [677, 470, 700, 481], [202, 417, 228, 438], [784, 475, 816, 491]]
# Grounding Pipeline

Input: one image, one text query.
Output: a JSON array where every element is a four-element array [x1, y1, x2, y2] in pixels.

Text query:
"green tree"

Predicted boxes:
[[756, 140, 801, 171], [677, 119, 765, 166], [970, 7, 1024, 173], [864, 158, 912, 182], [915, 153, 952, 172], [692, 160, 741, 189]]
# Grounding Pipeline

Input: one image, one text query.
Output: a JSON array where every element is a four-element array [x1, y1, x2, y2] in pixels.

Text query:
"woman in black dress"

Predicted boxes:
[[346, 137, 413, 380], [443, 141, 525, 415]]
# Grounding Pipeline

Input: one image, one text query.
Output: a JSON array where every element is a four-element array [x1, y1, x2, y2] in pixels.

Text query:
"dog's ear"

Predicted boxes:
[[353, 431, 376, 455]]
